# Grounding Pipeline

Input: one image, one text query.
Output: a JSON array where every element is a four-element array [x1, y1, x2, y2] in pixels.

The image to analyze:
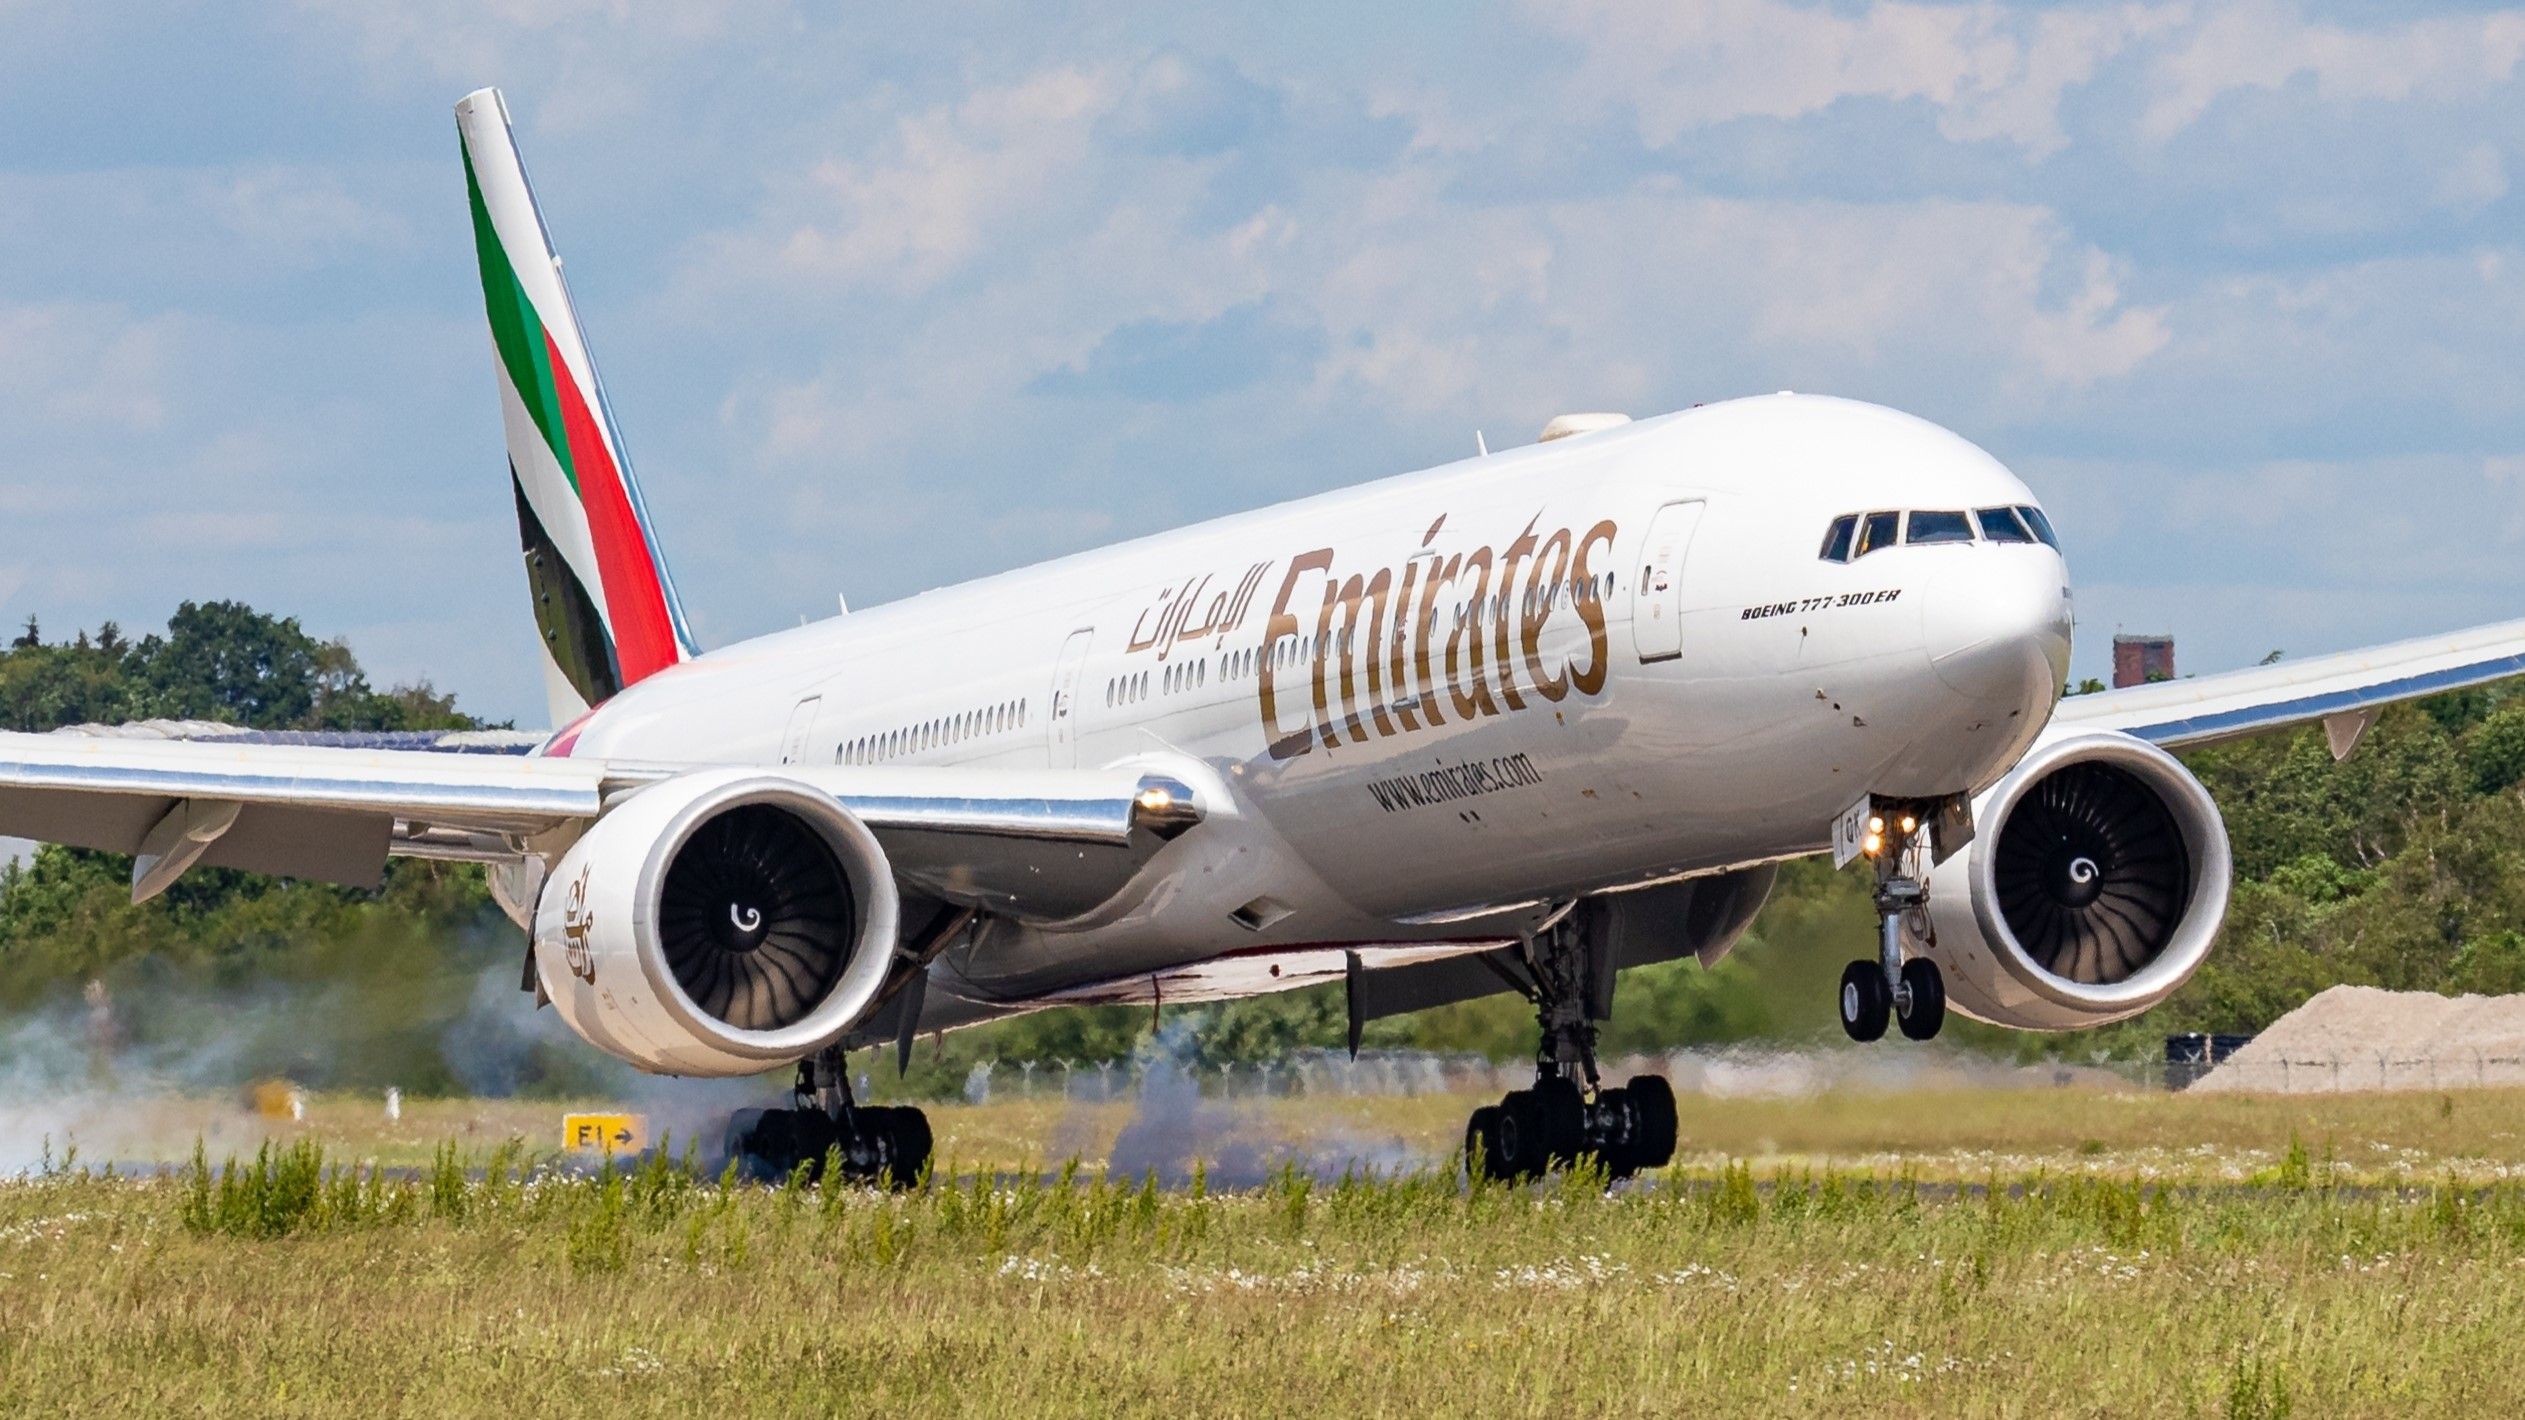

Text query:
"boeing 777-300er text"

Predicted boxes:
[[7, 89, 2522, 1183]]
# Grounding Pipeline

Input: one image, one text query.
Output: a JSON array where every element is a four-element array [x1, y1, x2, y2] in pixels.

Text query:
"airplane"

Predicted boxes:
[[7, 86, 2524, 1186]]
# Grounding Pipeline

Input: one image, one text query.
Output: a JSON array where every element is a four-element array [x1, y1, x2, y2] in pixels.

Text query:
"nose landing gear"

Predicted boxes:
[[1462, 907, 1680, 1184], [725, 1047, 933, 1189], [1839, 808, 1947, 1043]]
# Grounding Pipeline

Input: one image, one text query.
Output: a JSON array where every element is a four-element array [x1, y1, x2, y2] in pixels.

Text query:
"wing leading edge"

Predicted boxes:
[[2053, 617, 2525, 751], [0, 731, 1202, 917]]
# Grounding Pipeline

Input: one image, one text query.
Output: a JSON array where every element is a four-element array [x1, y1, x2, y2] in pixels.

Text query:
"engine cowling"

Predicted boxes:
[[530, 768, 902, 1076], [1911, 729, 2231, 1030]]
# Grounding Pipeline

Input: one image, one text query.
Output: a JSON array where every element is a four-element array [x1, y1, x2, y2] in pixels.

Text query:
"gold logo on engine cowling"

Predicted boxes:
[[560, 867, 598, 985]]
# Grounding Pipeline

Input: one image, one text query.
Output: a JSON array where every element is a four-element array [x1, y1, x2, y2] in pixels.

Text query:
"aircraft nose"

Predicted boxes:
[[1919, 551, 2072, 711]]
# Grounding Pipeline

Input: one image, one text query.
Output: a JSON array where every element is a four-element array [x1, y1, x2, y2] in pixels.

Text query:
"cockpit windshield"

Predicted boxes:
[[1854, 511, 1899, 558], [1904, 510, 1973, 545], [1819, 514, 1856, 562], [1817, 503, 2062, 561], [1975, 507, 2034, 543], [2017, 505, 2061, 549]]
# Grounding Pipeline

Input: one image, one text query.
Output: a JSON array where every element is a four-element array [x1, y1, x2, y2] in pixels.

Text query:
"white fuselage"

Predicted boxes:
[[558, 394, 2074, 1021]]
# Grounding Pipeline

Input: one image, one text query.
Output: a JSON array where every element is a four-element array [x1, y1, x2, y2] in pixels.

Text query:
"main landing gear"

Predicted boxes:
[[1464, 907, 1679, 1183], [1839, 807, 1946, 1044], [726, 1047, 933, 1189]]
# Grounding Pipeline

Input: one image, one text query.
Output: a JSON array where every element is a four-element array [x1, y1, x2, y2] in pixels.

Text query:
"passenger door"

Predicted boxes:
[[780, 695, 823, 764], [1048, 630, 1094, 768], [1629, 500, 1705, 664]]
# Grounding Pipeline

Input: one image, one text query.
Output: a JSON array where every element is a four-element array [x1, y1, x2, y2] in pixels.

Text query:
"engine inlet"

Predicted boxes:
[[658, 804, 855, 1030]]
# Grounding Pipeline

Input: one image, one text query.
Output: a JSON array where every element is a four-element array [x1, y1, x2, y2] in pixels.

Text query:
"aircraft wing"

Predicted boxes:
[[2052, 617, 2525, 752], [0, 729, 1200, 916]]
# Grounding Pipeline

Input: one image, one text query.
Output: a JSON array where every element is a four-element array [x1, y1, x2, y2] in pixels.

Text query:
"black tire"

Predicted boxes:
[[1465, 1106, 1507, 1182], [726, 1106, 833, 1183], [723, 1107, 775, 1180], [882, 1107, 933, 1189], [1533, 1075, 1586, 1166], [1897, 957, 1947, 1041], [1496, 1090, 1550, 1181], [1840, 960, 1891, 1042], [1624, 1074, 1679, 1174]]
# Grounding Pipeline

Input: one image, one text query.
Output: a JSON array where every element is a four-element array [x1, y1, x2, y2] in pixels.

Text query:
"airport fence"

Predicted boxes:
[[942, 1047, 2151, 1104]]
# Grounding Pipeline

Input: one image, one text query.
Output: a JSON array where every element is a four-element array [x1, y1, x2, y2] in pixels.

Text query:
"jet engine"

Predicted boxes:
[[530, 768, 902, 1076], [1910, 730, 2231, 1030]]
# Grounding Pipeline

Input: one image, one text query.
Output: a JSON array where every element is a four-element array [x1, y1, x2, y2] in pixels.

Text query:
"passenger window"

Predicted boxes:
[[1819, 514, 1857, 563], [1975, 507, 2034, 543], [1905, 510, 1973, 545], [2017, 505, 2061, 550], [1855, 511, 1900, 557]]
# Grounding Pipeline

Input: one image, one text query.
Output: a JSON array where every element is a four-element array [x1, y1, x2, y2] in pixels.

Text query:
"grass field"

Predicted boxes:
[[8, 1082, 2525, 1416], [91, 1076, 2525, 1182]]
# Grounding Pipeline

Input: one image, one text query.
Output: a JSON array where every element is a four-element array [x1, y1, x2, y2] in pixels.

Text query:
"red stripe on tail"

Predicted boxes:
[[545, 329, 680, 686]]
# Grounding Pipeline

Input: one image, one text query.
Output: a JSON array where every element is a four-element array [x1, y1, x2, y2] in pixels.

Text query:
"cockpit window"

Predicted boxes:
[[2016, 505, 2061, 550], [1904, 509, 1974, 545], [1974, 506, 2035, 543], [1855, 511, 1900, 558], [1819, 514, 1857, 563]]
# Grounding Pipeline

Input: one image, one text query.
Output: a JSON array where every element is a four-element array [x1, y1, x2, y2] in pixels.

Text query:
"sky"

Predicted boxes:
[[1, 0, 2521, 728]]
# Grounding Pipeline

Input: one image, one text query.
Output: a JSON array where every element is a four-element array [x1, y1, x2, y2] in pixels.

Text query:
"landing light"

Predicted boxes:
[[1862, 832, 1883, 857], [1899, 814, 1917, 834], [1136, 787, 1174, 812], [1867, 815, 1885, 834]]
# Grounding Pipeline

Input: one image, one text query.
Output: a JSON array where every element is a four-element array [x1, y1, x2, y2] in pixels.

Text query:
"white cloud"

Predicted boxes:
[[1525, 0, 2180, 159], [2140, 1, 2525, 142], [0, 302, 182, 430], [742, 67, 1119, 294], [694, 86, 2170, 537], [1291, 179, 2169, 421], [2435, 143, 2511, 212]]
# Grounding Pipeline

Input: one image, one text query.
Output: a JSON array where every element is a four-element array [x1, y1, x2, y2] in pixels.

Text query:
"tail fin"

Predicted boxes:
[[455, 87, 695, 727]]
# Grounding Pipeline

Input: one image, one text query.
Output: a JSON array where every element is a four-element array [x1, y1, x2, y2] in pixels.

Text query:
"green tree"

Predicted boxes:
[[128, 600, 327, 727]]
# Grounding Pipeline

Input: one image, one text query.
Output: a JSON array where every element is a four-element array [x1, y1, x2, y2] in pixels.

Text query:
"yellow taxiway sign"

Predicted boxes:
[[561, 1112, 646, 1154]]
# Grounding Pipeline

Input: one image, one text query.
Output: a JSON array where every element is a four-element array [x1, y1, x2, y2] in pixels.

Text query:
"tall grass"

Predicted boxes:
[[10, 1122, 2525, 1414], [153, 1134, 2525, 1268]]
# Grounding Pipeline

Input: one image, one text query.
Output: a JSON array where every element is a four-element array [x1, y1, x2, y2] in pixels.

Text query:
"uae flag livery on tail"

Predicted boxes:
[[455, 88, 694, 726]]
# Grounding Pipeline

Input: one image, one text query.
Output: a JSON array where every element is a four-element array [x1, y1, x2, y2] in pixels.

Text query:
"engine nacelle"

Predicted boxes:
[[1912, 730, 2231, 1031], [530, 768, 902, 1077]]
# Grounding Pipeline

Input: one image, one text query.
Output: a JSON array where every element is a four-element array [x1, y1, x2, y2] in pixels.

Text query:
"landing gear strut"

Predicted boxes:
[[1464, 908, 1679, 1183], [1840, 808, 1946, 1043], [725, 1048, 932, 1188]]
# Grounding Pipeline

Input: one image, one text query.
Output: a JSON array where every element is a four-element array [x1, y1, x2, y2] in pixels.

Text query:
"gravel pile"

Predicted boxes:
[[2194, 985, 2525, 1093]]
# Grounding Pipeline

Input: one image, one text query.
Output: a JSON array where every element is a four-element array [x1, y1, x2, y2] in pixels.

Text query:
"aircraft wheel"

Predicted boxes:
[[1840, 961, 1891, 1043], [725, 1107, 834, 1183], [1496, 1090, 1551, 1181], [879, 1106, 933, 1189], [1466, 1106, 1508, 1182], [1897, 958, 1947, 1042], [1533, 1075, 1586, 1166], [1623, 1074, 1678, 1174]]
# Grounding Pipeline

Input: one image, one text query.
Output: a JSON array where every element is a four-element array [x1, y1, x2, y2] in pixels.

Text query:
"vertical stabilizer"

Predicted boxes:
[[455, 87, 695, 726]]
